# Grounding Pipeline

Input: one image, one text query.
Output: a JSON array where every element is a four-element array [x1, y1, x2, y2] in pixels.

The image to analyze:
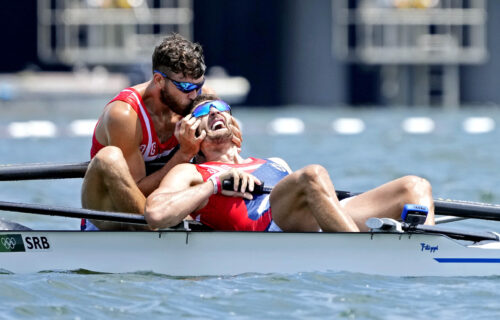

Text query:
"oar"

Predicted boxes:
[[3, 161, 500, 222], [434, 216, 468, 224], [0, 200, 147, 225], [223, 180, 500, 222], [0, 161, 167, 181], [0, 147, 180, 181], [0, 162, 90, 180]]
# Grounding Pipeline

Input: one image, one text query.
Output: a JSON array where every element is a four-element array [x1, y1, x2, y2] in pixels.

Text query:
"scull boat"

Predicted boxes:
[[1, 220, 500, 277], [1, 161, 500, 277]]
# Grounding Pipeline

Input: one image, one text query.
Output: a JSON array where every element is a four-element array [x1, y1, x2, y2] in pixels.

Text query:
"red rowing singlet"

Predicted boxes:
[[90, 87, 178, 161], [192, 157, 290, 231]]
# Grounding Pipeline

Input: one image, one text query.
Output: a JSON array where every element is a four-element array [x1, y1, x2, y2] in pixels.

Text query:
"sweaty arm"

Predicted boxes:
[[145, 165, 261, 229], [137, 113, 208, 196], [99, 103, 204, 197], [145, 164, 212, 229]]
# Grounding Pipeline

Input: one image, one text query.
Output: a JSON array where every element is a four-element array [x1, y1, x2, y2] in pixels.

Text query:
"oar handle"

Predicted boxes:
[[221, 178, 360, 199], [221, 178, 272, 194]]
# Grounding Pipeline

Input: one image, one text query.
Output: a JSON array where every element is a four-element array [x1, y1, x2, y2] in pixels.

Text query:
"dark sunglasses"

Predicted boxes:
[[192, 100, 232, 118], [154, 69, 205, 93]]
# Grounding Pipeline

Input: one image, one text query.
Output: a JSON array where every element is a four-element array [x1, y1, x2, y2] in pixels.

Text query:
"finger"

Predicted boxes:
[[248, 176, 254, 192], [178, 119, 188, 135], [242, 192, 253, 200], [232, 170, 240, 192], [186, 116, 197, 125], [174, 121, 182, 139], [221, 190, 253, 200], [231, 123, 243, 144], [231, 135, 242, 148], [240, 174, 248, 193], [197, 130, 207, 141], [191, 118, 202, 131]]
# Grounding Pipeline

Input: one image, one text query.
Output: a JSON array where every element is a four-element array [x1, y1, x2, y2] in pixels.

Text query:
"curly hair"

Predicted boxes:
[[152, 33, 206, 79]]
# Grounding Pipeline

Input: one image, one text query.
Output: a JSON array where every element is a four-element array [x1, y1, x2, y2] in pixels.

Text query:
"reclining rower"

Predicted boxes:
[[145, 95, 435, 232]]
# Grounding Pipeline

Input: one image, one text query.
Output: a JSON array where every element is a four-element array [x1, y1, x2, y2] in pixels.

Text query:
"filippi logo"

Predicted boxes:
[[420, 243, 438, 253]]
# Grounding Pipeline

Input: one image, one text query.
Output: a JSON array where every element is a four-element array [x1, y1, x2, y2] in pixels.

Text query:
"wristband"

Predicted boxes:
[[208, 176, 221, 194]]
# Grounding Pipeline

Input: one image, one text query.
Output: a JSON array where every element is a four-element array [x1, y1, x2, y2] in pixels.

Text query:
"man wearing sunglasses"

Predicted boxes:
[[81, 34, 238, 231], [144, 95, 435, 232]]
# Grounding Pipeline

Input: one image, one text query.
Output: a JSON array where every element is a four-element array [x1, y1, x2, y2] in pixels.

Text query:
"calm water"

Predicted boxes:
[[1, 99, 500, 319]]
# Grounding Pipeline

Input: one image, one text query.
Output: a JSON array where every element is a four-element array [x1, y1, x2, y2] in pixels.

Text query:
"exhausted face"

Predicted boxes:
[[193, 100, 234, 144]]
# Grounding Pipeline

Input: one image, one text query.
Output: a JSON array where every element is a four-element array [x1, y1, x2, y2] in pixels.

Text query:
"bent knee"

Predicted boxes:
[[400, 175, 432, 196], [298, 164, 328, 182], [93, 146, 127, 170]]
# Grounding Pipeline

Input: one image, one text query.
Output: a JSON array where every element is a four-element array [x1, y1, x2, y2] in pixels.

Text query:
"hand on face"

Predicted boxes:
[[218, 168, 262, 200], [230, 118, 242, 148], [175, 114, 206, 159]]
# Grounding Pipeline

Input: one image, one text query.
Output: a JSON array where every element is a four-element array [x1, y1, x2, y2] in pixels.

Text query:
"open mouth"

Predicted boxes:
[[211, 119, 226, 131]]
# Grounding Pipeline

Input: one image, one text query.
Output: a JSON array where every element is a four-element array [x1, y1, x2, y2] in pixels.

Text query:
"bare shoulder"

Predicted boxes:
[[95, 100, 141, 148], [158, 163, 204, 191], [103, 100, 138, 127], [169, 163, 199, 175], [268, 157, 293, 173]]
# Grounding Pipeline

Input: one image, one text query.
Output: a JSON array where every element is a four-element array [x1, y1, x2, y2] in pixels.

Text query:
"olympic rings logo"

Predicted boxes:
[[1, 237, 16, 250]]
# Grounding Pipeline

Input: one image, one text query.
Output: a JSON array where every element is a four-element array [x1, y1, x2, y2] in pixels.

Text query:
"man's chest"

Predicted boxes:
[[150, 115, 177, 144]]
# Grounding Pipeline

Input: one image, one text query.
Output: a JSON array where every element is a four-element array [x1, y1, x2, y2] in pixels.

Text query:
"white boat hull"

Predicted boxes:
[[1, 230, 500, 277]]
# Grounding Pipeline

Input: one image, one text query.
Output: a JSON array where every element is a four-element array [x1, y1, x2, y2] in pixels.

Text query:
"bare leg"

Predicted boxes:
[[343, 175, 435, 231], [270, 165, 359, 232], [81, 146, 148, 230]]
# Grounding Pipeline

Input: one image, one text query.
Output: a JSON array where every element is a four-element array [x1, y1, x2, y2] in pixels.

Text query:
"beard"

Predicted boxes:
[[204, 125, 233, 145], [160, 87, 189, 116]]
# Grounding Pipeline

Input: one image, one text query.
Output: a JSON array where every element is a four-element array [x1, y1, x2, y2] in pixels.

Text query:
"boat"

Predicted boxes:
[[1, 161, 500, 277], [1, 219, 500, 277], [1, 207, 500, 277]]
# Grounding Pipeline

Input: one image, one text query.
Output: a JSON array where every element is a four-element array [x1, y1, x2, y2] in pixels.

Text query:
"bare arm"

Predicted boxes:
[[145, 164, 212, 229], [145, 165, 263, 229], [97, 102, 205, 197]]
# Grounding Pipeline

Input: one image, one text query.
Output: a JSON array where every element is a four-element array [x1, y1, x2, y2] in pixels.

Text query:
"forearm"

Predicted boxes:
[[145, 181, 213, 229], [137, 150, 193, 196]]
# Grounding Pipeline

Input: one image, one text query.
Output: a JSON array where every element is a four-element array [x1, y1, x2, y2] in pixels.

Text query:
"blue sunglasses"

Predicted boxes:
[[154, 69, 205, 93], [192, 100, 232, 118]]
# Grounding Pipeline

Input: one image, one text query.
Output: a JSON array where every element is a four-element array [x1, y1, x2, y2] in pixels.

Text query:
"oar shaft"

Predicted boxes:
[[0, 201, 147, 225], [3, 161, 500, 222], [434, 199, 500, 221], [0, 162, 89, 180], [336, 191, 500, 222], [0, 161, 167, 181]]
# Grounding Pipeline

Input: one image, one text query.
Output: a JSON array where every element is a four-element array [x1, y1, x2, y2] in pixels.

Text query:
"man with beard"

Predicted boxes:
[[144, 95, 435, 232], [81, 34, 239, 231]]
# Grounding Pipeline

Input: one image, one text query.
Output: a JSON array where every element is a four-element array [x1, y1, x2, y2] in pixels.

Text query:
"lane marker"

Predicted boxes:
[[268, 117, 304, 135], [7, 121, 58, 138], [462, 117, 495, 134], [1, 117, 497, 138], [68, 119, 97, 137], [402, 117, 435, 134], [332, 118, 365, 135]]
